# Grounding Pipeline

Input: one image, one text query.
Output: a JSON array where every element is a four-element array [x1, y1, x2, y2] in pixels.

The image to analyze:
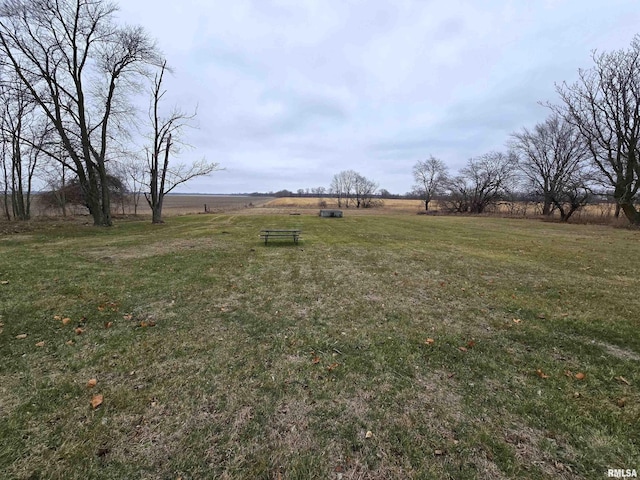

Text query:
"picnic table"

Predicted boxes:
[[259, 229, 301, 245]]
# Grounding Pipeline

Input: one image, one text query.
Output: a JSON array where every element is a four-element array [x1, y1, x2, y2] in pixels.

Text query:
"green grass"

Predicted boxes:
[[1, 214, 639, 479]]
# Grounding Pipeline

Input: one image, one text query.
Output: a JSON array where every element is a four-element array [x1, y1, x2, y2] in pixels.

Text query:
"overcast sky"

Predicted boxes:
[[117, 1, 640, 194]]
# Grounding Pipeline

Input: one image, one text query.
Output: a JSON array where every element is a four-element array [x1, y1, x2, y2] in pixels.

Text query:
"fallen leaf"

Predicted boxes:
[[458, 346, 468, 352], [365, 431, 373, 439], [617, 398, 626, 408], [616, 376, 631, 386], [75, 327, 84, 335], [537, 314, 546, 319], [512, 318, 522, 324], [327, 363, 339, 371], [35, 341, 45, 347], [434, 449, 445, 456], [575, 372, 586, 380], [123, 314, 133, 321], [62, 317, 71, 325], [87, 378, 97, 388], [104, 322, 113, 329], [1, 280, 9, 285], [312, 357, 320, 364], [466, 340, 476, 349], [16, 334, 27, 339], [148, 321, 156, 327], [536, 369, 549, 379], [140, 321, 148, 328], [97, 305, 105, 312], [66, 340, 74, 345], [573, 392, 581, 398], [53, 315, 62, 321], [564, 370, 573, 377], [425, 338, 435, 345], [90, 394, 103, 409]]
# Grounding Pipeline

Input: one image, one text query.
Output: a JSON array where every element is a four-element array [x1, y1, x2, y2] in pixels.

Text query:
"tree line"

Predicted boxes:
[[0, 0, 218, 226], [411, 36, 640, 224]]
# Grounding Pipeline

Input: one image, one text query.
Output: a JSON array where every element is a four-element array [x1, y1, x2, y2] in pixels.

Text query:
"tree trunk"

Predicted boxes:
[[151, 206, 163, 224], [620, 202, 640, 225]]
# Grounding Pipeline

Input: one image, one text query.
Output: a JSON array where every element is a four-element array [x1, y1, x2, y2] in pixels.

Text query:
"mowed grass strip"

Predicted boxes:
[[0, 215, 638, 479]]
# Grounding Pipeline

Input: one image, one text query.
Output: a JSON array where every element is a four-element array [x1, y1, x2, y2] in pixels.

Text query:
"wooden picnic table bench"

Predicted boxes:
[[259, 229, 301, 245]]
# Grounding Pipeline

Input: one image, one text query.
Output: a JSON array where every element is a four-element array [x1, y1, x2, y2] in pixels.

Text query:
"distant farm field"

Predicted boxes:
[[28, 194, 274, 218], [0, 214, 638, 479], [263, 197, 624, 222]]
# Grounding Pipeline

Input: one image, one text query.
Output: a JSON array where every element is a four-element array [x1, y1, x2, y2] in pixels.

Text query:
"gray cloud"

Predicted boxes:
[[117, 0, 640, 194]]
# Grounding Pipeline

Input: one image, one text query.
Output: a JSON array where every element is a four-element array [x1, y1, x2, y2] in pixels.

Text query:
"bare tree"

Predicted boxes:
[[330, 170, 356, 208], [554, 35, 640, 225], [0, 75, 51, 220], [145, 60, 219, 224], [510, 114, 591, 216], [1, 131, 9, 219], [552, 171, 594, 221], [412, 156, 448, 211], [353, 173, 378, 208], [0, 0, 160, 226], [444, 152, 518, 214], [118, 156, 145, 215], [39, 157, 70, 216]]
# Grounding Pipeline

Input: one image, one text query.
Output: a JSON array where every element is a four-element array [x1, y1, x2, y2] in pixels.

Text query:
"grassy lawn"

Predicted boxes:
[[1, 214, 638, 479]]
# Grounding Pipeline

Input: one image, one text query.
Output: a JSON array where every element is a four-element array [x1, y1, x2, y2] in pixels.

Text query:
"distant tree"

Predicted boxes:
[[330, 170, 358, 207], [444, 152, 518, 214], [0, 0, 160, 226], [0, 75, 51, 220], [119, 157, 145, 215], [145, 60, 220, 224], [40, 160, 71, 216], [412, 156, 448, 211], [378, 188, 392, 199], [274, 189, 292, 197], [510, 114, 591, 216], [554, 35, 640, 225], [40, 174, 125, 213], [353, 173, 378, 208]]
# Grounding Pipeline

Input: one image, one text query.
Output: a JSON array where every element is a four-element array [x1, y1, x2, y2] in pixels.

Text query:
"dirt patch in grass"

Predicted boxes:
[[84, 238, 222, 262]]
